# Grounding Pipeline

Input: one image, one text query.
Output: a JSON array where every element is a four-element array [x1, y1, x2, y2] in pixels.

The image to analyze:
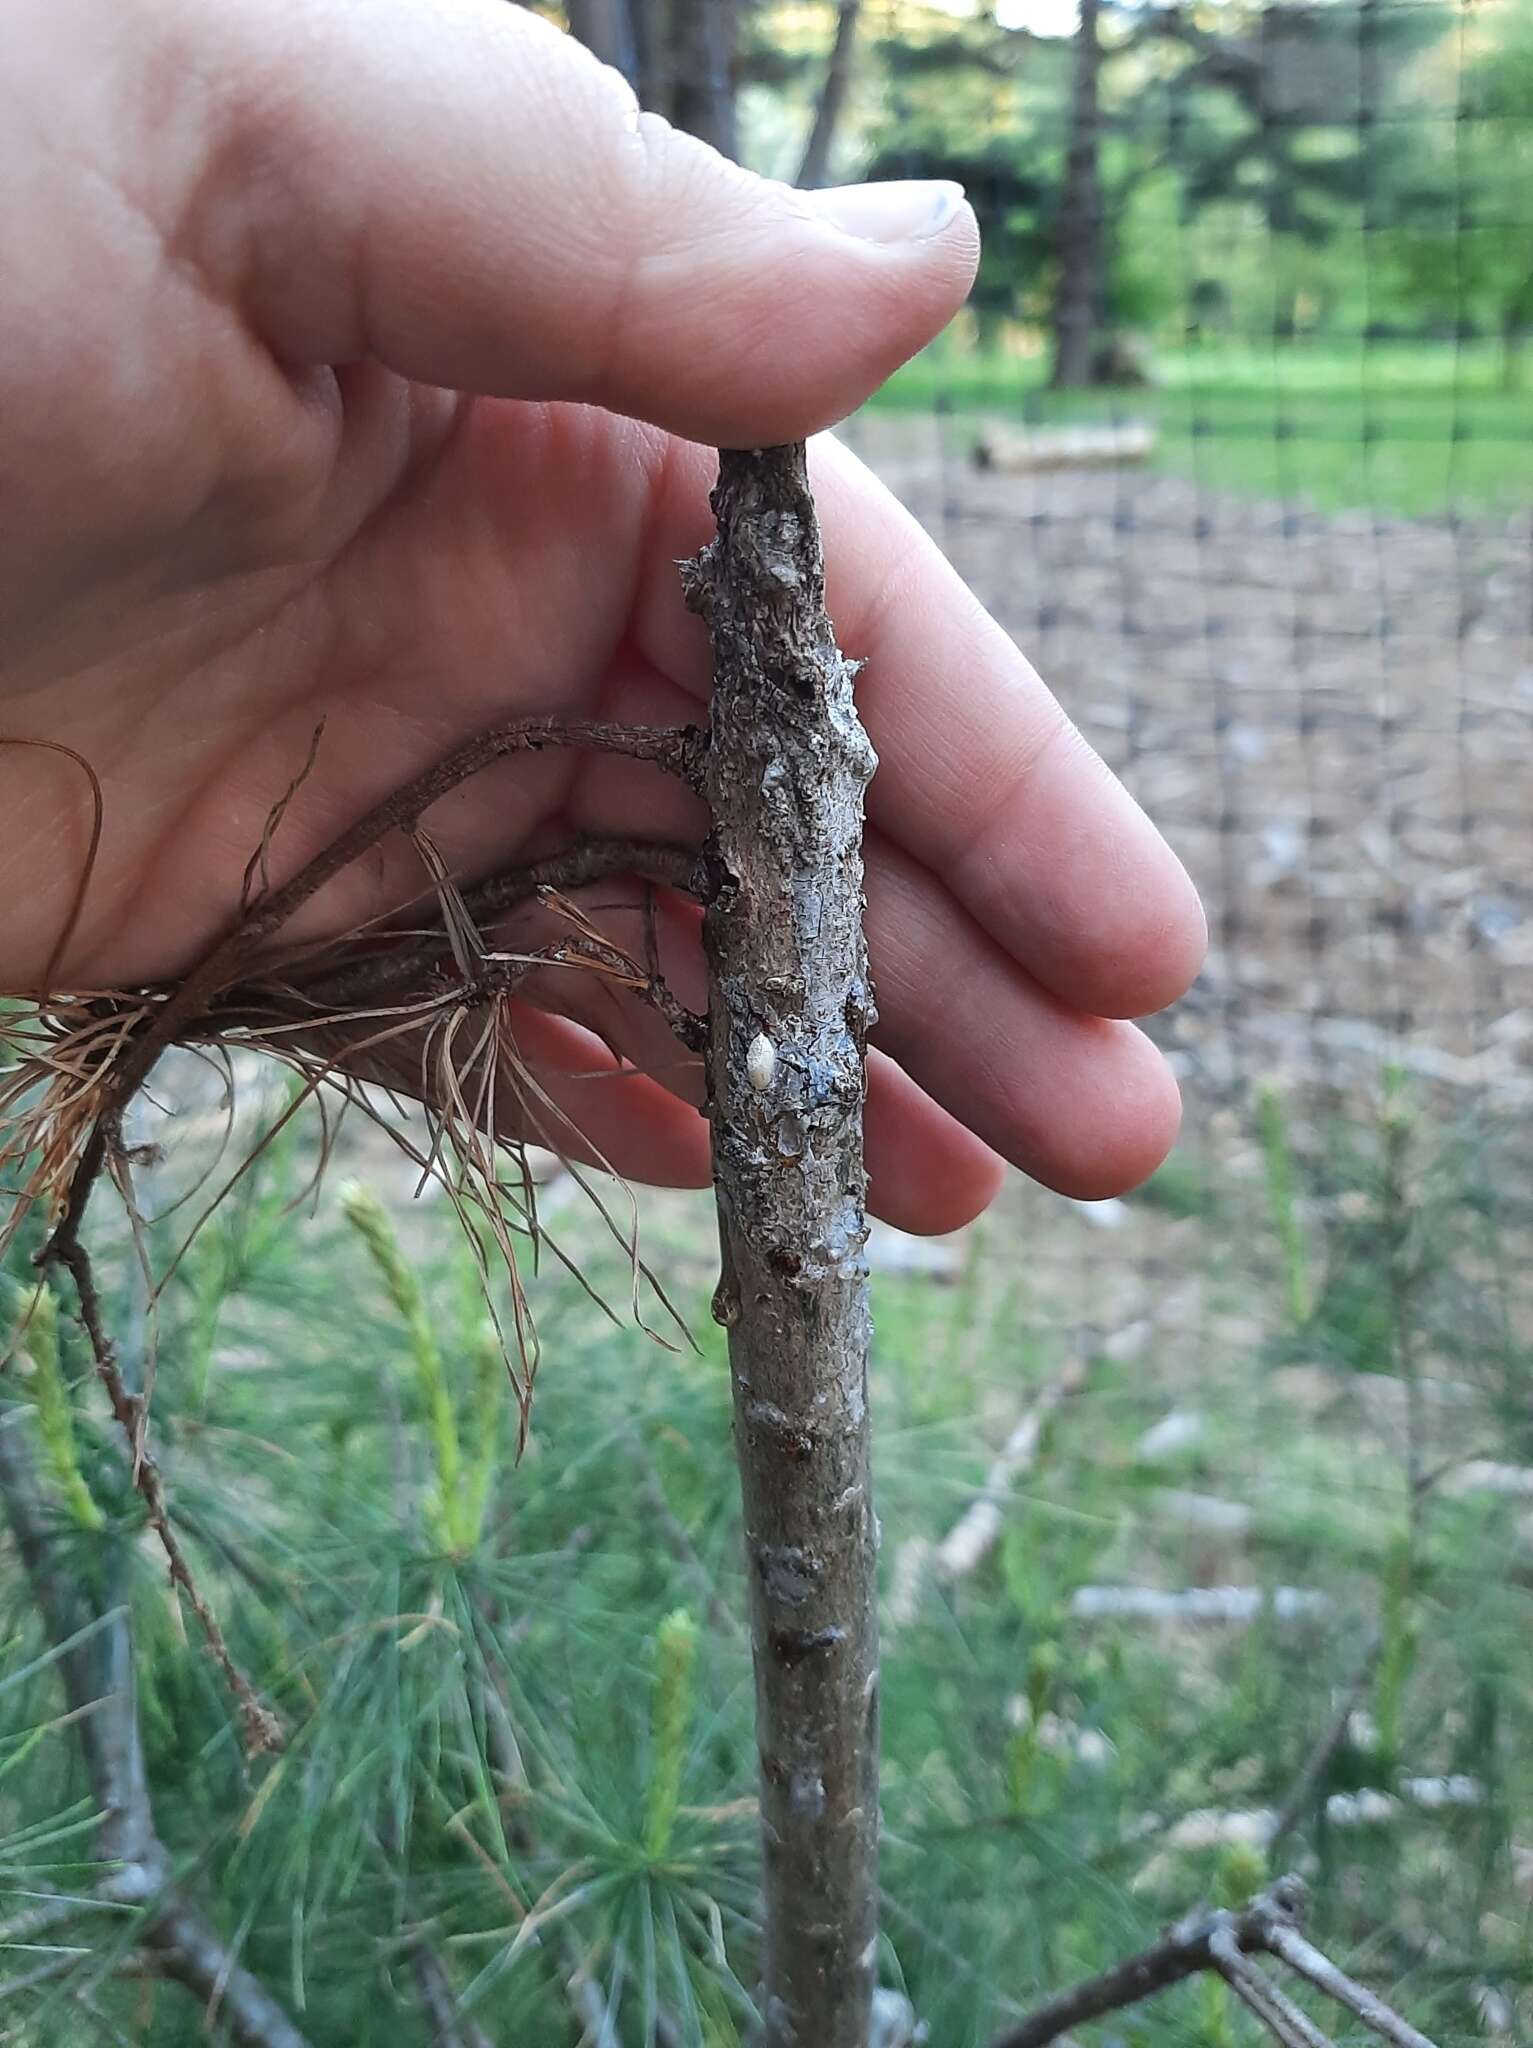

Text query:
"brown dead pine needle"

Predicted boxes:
[[1, 712, 707, 1746]]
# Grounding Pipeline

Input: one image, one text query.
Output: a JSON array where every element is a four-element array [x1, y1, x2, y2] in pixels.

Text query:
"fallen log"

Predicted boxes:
[[972, 420, 1157, 473]]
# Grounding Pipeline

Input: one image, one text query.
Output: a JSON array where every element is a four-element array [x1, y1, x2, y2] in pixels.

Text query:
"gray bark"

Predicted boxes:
[[1051, 0, 1106, 389], [798, 1, 863, 188], [0, 1408, 312, 2048], [665, 0, 739, 158], [565, 0, 638, 83], [566, 0, 737, 159], [684, 444, 879, 2048]]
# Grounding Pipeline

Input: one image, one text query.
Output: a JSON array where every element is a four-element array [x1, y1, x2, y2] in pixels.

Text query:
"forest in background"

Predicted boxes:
[[548, 0, 1533, 512]]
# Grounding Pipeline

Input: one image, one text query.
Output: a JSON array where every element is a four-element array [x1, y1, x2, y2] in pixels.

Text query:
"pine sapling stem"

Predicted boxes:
[[686, 443, 880, 2048]]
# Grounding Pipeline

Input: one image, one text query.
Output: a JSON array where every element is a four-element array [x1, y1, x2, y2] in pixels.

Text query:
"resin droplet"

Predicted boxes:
[[747, 1032, 776, 1092]]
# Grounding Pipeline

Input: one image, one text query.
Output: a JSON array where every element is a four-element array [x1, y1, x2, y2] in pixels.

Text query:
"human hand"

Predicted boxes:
[[0, 0, 1204, 1233]]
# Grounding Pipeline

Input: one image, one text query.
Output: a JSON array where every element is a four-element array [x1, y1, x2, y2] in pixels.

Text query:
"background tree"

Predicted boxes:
[[564, 0, 637, 80], [1149, 0, 1452, 340], [1051, 0, 1106, 386], [552, 0, 745, 155], [861, 11, 1060, 338], [799, 0, 864, 187]]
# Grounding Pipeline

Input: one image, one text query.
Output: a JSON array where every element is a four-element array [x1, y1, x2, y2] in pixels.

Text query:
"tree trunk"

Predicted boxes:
[[567, 0, 739, 158], [1051, 0, 1106, 389], [799, 1, 863, 188], [565, 0, 637, 83], [684, 444, 880, 2048], [631, 0, 664, 124], [666, 0, 740, 158]]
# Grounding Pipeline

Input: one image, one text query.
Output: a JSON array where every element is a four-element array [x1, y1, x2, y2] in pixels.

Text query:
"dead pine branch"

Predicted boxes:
[[21, 713, 703, 1282], [1208, 1924, 1335, 2048], [0, 1406, 311, 2048], [984, 1877, 1439, 2048], [885, 1351, 1092, 1633], [52, 1228, 283, 1756], [3, 716, 705, 1743], [685, 443, 880, 2048], [1267, 1629, 1384, 1854]]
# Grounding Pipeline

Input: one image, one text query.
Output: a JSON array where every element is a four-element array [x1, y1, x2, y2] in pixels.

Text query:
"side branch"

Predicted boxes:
[[1259, 1921, 1438, 2048], [51, 1236, 281, 1754], [288, 839, 700, 1010], [986, 1878, 1439, 2048], [233, 718, 702, 956], [39, 718, 703, 1265], [986, 1900, 1247, 2048]]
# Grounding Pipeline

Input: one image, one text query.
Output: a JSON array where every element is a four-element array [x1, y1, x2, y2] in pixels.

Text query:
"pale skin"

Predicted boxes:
[[0, 0, 1207, 1236]]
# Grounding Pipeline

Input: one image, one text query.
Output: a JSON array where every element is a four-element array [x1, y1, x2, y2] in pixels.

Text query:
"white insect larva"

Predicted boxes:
[[746, 1032, 776, 1093]]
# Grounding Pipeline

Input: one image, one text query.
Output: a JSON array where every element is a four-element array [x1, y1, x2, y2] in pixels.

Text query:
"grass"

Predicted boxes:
[[867, 336, 1533, 519]]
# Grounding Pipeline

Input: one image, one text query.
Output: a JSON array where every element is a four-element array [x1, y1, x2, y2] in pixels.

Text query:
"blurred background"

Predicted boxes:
[[3, 2, 1532, 2043]]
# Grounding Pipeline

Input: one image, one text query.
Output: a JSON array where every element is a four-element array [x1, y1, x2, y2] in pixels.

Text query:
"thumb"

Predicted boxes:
[[211, 0, 977, 443]]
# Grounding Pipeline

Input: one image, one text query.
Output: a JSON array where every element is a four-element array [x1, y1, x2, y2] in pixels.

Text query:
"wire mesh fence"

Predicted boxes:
[[824, 0, 1533, 1515], [825, 1, 1533, 2030], [3, 3, 1531, 2042], [790, 0, 1530, 2023], [543, 0, 1533, 2025]]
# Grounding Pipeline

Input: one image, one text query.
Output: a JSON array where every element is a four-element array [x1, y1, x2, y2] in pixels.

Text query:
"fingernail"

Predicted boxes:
[[802, 179, 967, 246]]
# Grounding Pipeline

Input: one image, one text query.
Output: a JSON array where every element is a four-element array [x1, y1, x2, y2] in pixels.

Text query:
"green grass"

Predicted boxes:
[[869, 337, 1532, 518]]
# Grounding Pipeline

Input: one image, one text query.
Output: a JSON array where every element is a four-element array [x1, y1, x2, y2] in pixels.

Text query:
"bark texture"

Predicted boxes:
[[684, 444, 879, 2048]]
